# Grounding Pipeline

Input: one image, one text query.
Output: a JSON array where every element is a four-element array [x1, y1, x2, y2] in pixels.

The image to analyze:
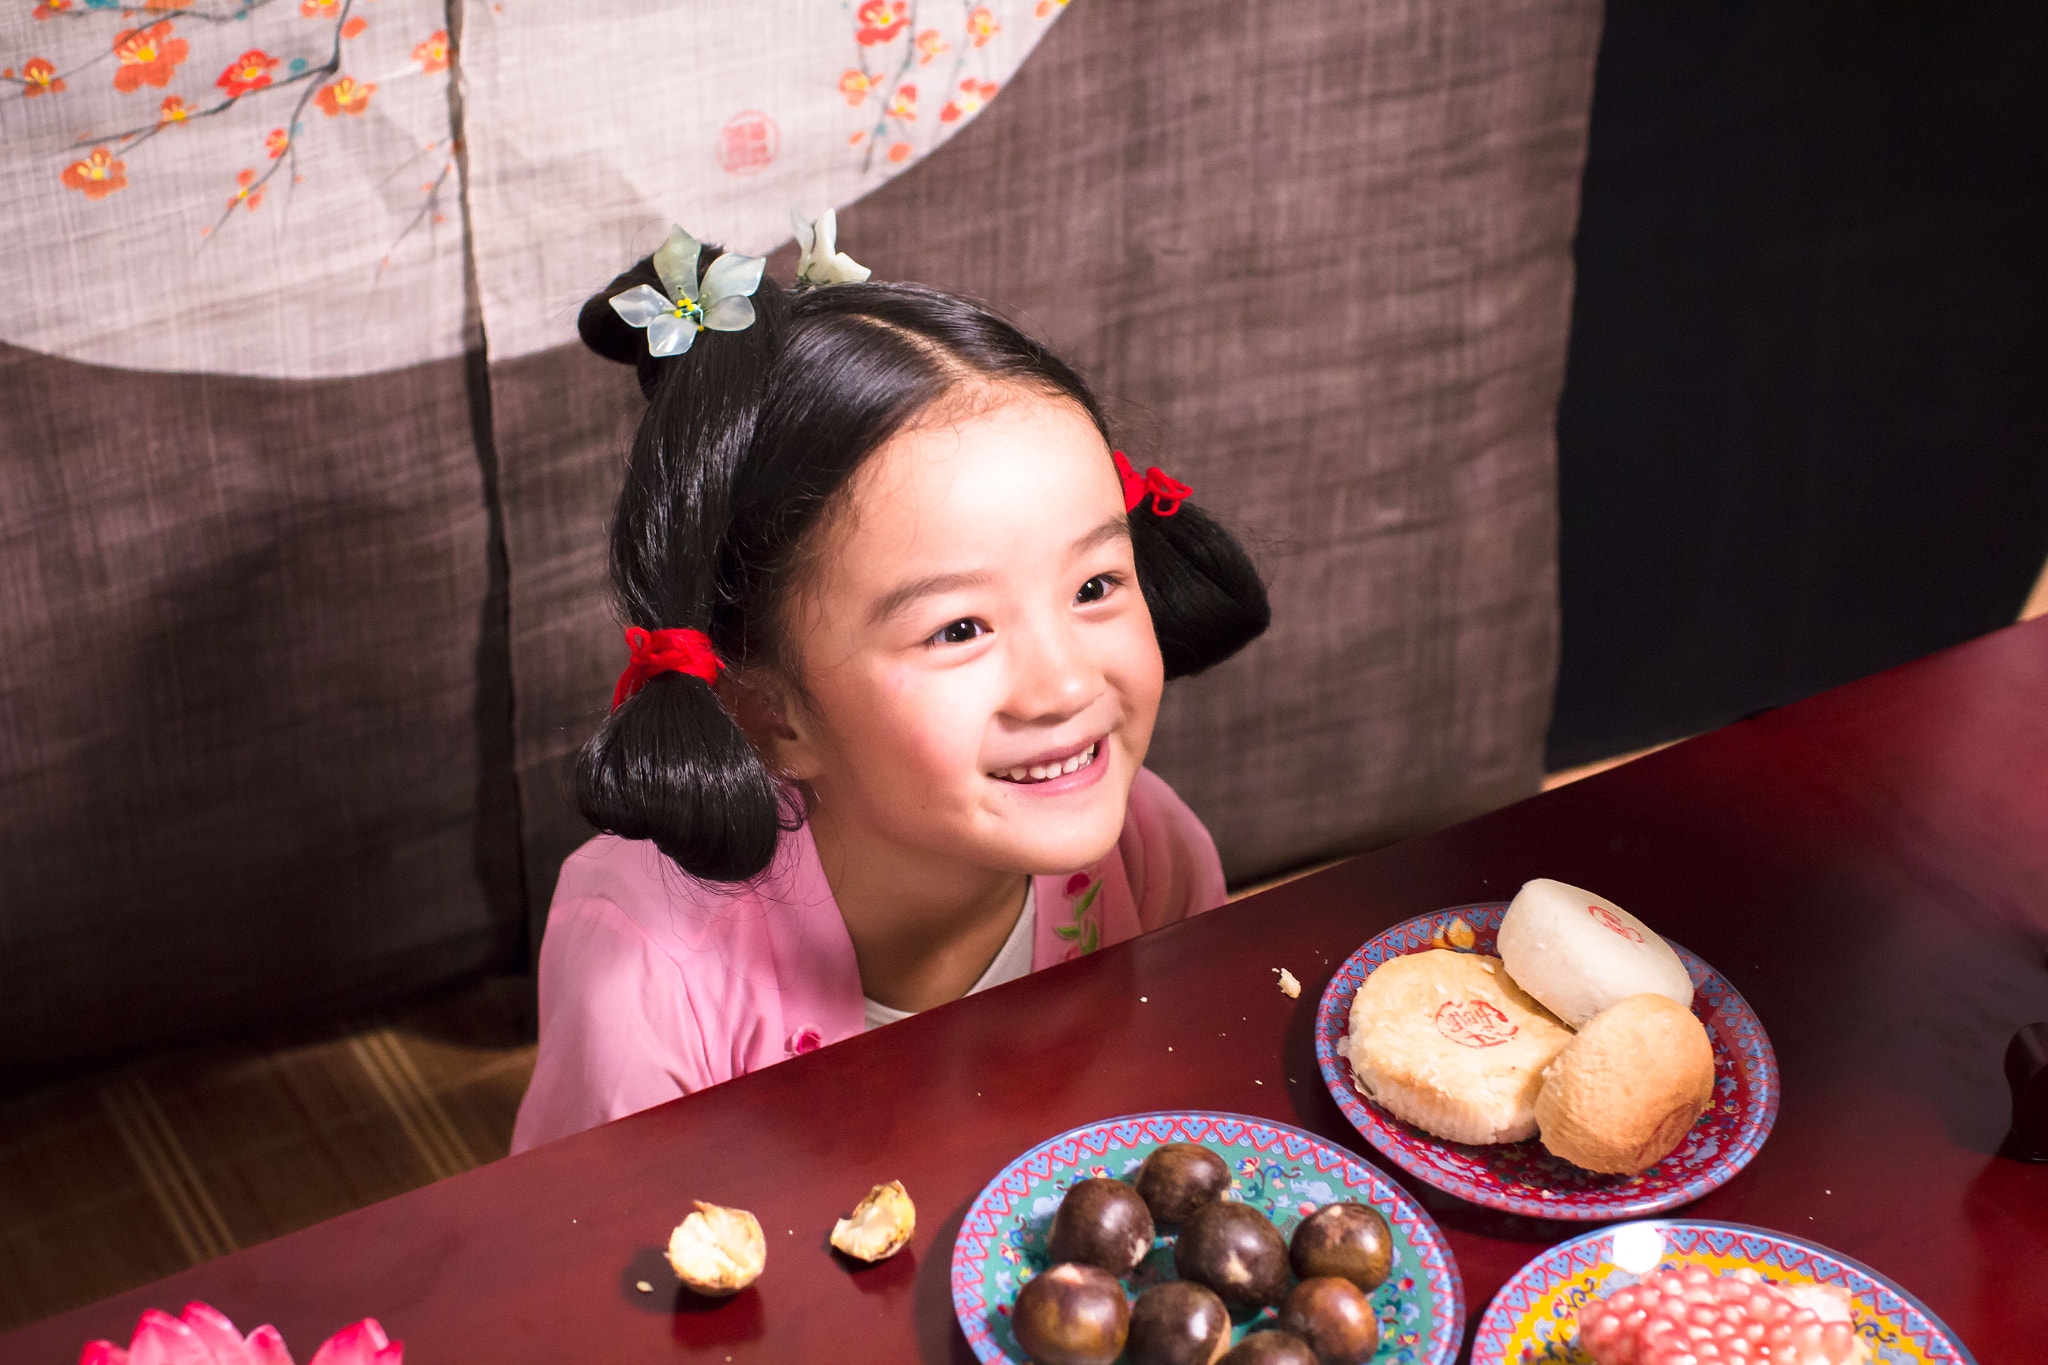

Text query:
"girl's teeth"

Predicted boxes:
[[995, 744, 1097, 784]]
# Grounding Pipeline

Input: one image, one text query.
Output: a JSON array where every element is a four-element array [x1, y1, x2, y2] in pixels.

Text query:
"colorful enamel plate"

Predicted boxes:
[[1313, 904, 1779, 1219], [950, 1110, 1464, 1365], [1472, 1219, 1978, 1364]]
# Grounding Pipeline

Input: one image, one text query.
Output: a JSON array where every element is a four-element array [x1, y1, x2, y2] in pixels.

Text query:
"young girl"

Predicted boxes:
[[511, 224, 1269, 1152]]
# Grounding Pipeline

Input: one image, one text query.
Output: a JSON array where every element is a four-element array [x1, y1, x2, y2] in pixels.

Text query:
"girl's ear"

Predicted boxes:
[[716, 670, 824, 782]]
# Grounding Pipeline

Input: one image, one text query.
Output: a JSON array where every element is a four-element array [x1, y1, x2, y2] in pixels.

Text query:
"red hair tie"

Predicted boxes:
[[612, 625, 722, 711], [1111, 450, 1192, 517]]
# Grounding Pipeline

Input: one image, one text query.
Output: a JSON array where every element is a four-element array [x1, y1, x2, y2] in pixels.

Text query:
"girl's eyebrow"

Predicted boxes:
[[869, 569, 997, 625], [868, 518, 1131, 626]]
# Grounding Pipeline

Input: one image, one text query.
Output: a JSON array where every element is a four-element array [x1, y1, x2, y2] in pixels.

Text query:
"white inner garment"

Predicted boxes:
[[861, 882, 1036, 1031]]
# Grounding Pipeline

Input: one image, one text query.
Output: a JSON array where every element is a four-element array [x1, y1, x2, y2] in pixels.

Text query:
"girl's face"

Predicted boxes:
[[769, 390, 1165, 879]]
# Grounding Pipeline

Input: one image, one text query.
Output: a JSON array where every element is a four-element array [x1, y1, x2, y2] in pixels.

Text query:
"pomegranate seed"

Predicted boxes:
[[1577, 1268, 1863, 1365]]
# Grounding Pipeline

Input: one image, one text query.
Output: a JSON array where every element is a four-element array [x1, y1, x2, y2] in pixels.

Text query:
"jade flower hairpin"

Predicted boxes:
[[610, 225, 766, 357], [792, 207, 871, 288]]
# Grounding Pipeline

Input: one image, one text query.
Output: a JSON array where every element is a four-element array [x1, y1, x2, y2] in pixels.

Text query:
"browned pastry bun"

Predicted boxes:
[[1535, 993, 1715, 1174]]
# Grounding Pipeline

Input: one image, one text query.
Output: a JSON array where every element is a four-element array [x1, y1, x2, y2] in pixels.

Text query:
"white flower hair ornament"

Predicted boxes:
[[609, 225, 766, 357], [792, 207, 872, 288]]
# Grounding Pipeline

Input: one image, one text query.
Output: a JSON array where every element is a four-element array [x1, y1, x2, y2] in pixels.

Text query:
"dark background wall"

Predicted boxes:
[[1548, 6, 2048, 769]]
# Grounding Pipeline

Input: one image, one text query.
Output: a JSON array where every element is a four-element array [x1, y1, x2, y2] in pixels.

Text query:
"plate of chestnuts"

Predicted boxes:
[[949, 1110, 1464, 1365]]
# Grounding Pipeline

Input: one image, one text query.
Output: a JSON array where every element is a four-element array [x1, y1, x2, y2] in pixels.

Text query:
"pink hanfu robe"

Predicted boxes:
[[512, 767, 1224, 1152]]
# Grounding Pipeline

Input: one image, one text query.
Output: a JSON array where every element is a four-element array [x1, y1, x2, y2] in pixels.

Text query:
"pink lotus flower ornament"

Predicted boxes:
[[79, 1302, 399, 1365]]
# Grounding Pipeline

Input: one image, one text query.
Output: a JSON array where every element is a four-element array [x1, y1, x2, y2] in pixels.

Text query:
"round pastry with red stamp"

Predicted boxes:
[[1338, 948, 1573, 1147]]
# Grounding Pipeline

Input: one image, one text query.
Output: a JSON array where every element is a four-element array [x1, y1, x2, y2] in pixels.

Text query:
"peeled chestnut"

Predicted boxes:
[[1127, 1280, 1231, 1365], [1012, 1263, 1131, 1365], [1047, 1177, 1156, 1277], [1174, 1200, 1290, 1312], [1288, 1202, 1393, 1293], [1135, 1142, 1233, 1224], [664, 1200, 766, 1296], [1217, 1329, 1318, 1365], [1279, 1277, 1380, 1365]]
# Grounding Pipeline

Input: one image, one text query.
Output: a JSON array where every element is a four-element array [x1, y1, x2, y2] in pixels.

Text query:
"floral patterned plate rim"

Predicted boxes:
[[1471, 1219, 1978, 1364], [949, 1109, 1465, 1365], [1312, 904, 1779, 1219]]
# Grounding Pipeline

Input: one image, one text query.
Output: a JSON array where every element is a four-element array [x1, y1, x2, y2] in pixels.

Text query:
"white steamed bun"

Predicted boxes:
[[1497, 878, 1692, 1028]]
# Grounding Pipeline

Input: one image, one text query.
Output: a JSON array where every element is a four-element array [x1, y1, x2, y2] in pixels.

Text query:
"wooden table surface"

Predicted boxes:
[[11, 616, 2047, 1364]]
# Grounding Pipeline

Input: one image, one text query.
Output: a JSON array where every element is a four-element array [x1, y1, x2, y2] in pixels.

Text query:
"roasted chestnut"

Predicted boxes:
[[664, 1200, 765, 1296], [1047, 1177, 1156, 1277], [1288, 1202, 1393, 1293], [1135, 1142, 1233, 1224], [1127, 1279, 1231, 1365], [1217, 1329, 1318, 1365], [1279, 1276, 1380, 1365], [1174, 1200, 1290, 1312], [1011, 1263, 1130, 1365]]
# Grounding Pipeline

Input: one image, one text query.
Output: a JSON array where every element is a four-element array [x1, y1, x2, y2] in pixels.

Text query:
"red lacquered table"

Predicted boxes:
[[10, 618, 2047, 1363]]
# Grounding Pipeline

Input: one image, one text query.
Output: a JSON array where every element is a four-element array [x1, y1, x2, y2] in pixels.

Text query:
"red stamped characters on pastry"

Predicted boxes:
[[1434, 998, 1516, 1048], [1589, 903, 1645, 943]]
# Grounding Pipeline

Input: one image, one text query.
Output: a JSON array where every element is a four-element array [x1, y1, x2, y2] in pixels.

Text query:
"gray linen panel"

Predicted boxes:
[[492, 0, 1598, 920], [0, 344, 514, 1069], [487, 344, 646, 945]]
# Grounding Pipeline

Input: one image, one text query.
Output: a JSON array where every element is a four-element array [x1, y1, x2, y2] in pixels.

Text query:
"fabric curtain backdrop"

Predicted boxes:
[[0, 0, 1600, 1068], [481, 0, 1601, 940]]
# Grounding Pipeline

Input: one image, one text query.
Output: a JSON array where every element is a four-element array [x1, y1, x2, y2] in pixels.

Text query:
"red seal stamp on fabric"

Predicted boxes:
[[718, 110, 779, 175], [1589, 903, 1645, 942], [1434, 999, 1516, 1048]]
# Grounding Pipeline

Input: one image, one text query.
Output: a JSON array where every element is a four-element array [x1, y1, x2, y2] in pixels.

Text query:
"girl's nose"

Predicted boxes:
[[1003, 618, 1102, 723]]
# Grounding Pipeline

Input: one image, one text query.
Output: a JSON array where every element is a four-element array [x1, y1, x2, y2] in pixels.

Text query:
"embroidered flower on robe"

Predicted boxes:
[[608, 225, 766, 358], [112, 21, 187, 92], [915, 28, 950, 64], [968, 7, 1000, 45], [838, 69, 871, 106], [159, 95, 190, 123], [61, 147, 126, 199], [265, 127, 291, 157], [792, 208, 871, 288], [888, 83, 918, 121]]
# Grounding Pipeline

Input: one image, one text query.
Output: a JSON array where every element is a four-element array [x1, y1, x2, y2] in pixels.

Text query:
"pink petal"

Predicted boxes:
[[179, 1304, 257, 1365], [244, 1325, 294, 1365], [306, 1320, 390, 1365], [78, 1342, 129, 1365], [126, 1310, 213, 1365]]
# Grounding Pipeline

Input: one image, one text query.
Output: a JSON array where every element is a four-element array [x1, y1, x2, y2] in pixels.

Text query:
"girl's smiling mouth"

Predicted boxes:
[[989, 741, 1100, 785]]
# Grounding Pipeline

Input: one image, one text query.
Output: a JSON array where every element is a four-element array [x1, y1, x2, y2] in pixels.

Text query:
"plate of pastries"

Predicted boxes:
[[1312, 879, 1779, 1219]]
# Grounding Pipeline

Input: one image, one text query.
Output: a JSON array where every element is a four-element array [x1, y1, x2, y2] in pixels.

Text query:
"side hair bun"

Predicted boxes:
[[578, 258, 670, 399]]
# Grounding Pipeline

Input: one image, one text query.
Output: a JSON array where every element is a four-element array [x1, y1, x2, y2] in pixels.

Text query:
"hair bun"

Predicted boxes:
[[579, 257, 667, 396]]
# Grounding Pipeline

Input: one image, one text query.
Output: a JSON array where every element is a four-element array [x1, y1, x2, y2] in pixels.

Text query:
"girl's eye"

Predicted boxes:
[[930, 618, 988, 646], [1075, 573, 1120, 605]]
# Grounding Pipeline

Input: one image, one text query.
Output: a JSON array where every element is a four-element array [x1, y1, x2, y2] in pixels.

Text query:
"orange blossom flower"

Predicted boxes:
[[217, 50, 279, 98], [855, 0, 907, 46], [413, 30, 449, 74], [21, 57, 65, 96], [314, 76, 375, 117], [61, 148, 127, 199], [112, 22, 189, 93]]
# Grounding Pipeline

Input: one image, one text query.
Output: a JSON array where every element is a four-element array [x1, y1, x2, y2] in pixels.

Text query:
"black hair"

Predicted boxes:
[[574, 247, 1270, 883]]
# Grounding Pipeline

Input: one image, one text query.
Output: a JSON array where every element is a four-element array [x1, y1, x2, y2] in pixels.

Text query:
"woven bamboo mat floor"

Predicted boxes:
[[0, 977, 537, 1336]]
